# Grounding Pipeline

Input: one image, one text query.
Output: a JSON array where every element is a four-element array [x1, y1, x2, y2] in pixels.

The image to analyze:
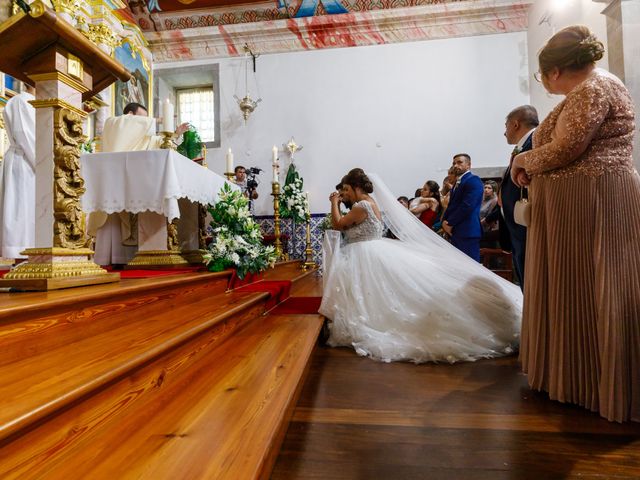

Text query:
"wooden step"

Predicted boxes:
[[0, 314, 324, 479], [0, 288, 269, 442]]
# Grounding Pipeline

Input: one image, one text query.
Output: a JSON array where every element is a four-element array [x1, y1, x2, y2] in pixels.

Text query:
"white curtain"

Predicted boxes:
[[177, 87, 215, 142]]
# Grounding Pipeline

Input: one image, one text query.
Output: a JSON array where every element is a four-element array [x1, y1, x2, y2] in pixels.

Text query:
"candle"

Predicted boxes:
[[272, 145, 278, 164], [226, 148, 234, 173], [162, 99, 174, 132], [304, 191, 310, 215], [272, 163, 279, 184]]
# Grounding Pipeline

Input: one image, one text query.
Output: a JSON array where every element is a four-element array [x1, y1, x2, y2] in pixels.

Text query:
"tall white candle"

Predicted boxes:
[[272, 145, 278, 164], [304, 191, 310, 215], [162, 99, 174, 132], [272, 163, 279, 184], [226, 148, 234, 173]]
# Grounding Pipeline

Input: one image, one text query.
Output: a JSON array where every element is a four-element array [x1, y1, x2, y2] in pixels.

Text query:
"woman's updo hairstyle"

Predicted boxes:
[[342, 168, 373, 194], [538, 25, 604, 75]]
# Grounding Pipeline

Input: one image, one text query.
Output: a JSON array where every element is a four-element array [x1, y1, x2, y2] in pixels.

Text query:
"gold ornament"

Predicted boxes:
[[52, 107, 90, 249]]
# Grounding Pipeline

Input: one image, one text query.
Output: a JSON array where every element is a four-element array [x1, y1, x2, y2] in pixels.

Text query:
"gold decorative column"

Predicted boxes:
[[0, 1, 131, 290], [2, 103, 119, 289]]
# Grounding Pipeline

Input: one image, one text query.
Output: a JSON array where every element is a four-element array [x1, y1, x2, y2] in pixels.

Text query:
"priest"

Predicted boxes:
[[0, 86, 35, 260], [89, 102, 187, 265]]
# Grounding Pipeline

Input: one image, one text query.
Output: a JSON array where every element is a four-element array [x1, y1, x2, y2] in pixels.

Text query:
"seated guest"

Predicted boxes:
[[408, 188, 424, 211], [480, 181, 499, 231], [410, 181, 442, 228], [385, 196, 411, 239], [440, 167, 458, 210]]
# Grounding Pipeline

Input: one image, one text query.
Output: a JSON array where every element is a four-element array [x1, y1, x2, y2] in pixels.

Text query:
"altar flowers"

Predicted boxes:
[[204, 183, 277, 278]]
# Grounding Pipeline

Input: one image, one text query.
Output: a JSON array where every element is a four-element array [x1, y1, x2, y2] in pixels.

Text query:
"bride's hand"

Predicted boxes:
[[329, 192, 340, 204]]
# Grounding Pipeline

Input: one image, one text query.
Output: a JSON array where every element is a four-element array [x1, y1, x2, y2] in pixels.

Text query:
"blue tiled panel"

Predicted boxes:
[[256, 214, 326, 265]]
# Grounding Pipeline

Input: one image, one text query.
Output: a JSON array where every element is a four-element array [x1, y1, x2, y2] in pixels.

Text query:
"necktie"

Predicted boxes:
[[498, 147, 520, 208]]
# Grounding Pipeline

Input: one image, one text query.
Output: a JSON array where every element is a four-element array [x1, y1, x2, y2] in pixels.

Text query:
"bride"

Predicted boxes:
[[319, 168, 522, 364]]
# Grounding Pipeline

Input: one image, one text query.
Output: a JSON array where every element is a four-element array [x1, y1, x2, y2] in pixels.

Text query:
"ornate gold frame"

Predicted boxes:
[[111, 37, 153, 118]]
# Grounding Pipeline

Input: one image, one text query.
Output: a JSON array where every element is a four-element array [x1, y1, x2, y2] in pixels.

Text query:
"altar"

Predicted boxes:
[[81, 149, 236, 267]]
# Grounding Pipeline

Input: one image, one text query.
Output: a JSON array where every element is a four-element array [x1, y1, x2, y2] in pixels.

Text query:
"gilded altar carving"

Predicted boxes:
[[53, 107, 90, 249], [198, 203, 208, 250], [167, 218, 180, 251]]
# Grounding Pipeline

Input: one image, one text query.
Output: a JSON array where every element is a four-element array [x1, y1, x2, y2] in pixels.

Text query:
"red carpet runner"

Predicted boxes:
[[270, 297, 323, 315]]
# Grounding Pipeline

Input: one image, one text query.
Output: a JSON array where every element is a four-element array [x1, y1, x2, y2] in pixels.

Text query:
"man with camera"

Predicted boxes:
[[234, 166, 260, 213]]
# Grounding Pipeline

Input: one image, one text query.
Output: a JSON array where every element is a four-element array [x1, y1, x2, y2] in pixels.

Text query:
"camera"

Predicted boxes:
[[246, 167, 262, 191]]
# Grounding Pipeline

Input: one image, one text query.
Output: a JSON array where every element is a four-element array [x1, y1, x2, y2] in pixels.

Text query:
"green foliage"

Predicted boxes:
[[177, 126, 203, 160], [204, 183, 277, 279], [279, 164, 307, 223]]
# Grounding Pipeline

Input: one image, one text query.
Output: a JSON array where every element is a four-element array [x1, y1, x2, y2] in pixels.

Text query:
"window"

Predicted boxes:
[[176, 86, 215, 142]]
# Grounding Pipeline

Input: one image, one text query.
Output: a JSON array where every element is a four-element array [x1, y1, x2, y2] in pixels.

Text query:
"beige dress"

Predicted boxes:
[[519, 69, 639, 422]]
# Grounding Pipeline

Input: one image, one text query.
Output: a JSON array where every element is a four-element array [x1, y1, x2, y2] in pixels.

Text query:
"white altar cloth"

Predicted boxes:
[[81, 149, 235, 220]]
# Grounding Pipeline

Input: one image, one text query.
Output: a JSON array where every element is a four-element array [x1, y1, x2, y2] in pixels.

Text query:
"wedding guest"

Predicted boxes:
[[384, 197, 411, 239], [442, 154, 483, 261], [479, 181, 498, 229], [511, 26, 640, 422], [410, 181, 441, 228], [497, 104, 539, 288], [440, 167, 458, 210], [408, 188, 423, 211]]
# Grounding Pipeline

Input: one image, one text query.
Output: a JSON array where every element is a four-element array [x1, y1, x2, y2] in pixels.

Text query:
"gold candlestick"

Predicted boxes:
[[301, 214, 316, 270], [160, 131, 177, 150], [271, 181, 283, 260], [224, 172, 235, 182]]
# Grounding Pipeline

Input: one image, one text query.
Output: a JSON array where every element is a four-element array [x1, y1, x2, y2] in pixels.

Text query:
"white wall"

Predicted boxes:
[[527, 0, 609, 118], [158, 31, 530, 214]]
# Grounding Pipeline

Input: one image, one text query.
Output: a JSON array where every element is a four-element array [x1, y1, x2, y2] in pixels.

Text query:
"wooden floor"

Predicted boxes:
[[272, 276, 640, 480]]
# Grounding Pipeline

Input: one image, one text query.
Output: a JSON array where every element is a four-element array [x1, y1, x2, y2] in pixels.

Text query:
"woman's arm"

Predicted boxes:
[[514, 80, 610, 179], [330, 194, 367, 230]]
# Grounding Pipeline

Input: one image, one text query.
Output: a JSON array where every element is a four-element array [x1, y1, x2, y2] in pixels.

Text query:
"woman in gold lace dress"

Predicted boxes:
[[511, 26, 639, 422]]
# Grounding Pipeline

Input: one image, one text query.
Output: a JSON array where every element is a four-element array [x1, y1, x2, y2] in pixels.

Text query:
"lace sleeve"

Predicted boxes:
[[521, 79, 610, 175]]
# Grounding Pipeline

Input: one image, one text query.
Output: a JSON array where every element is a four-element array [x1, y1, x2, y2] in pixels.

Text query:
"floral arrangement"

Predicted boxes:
[[279, 164, 307, 223], [204, 183, 277, 279]]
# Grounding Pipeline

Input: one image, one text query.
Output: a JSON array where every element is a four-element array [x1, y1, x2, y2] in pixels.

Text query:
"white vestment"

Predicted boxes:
[[91, 115, 162, 265], [0, 93, 35, 259]]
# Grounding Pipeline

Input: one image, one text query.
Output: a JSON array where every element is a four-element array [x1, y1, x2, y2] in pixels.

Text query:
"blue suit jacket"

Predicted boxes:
[[443, 171, 483, 239]]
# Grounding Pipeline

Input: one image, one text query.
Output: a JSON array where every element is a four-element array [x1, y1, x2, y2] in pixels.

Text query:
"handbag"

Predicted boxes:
[[513, 187, 531, 227]]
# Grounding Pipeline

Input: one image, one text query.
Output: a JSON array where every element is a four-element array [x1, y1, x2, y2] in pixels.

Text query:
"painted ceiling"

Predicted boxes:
[[120, 0, 463, 32]]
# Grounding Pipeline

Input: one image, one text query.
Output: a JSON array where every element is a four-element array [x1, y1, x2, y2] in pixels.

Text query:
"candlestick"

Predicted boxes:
[[271, 182, 284, 260], [162, 99, 174, 132], [159, 131, 177, 150], [301, 215, 316, 271], [226, 148, 234, 174]]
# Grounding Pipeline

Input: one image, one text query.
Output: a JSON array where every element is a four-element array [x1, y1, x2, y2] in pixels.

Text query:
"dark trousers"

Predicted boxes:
[[451, 236, 480, 262], [505, 222, 527, 290]]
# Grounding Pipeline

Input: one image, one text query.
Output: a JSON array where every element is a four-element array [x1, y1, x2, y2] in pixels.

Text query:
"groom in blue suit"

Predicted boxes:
[[442, 153, 484, 261]]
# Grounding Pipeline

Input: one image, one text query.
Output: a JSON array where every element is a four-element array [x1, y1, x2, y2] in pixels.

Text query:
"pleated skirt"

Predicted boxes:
[[520, 169, 640, 422]]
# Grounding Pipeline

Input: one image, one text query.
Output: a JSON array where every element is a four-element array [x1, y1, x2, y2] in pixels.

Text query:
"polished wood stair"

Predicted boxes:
[[0, 262, 323, 479]]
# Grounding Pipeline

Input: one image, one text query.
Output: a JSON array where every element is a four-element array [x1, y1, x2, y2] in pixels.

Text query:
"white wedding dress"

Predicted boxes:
[[319, 174, 522, 364]]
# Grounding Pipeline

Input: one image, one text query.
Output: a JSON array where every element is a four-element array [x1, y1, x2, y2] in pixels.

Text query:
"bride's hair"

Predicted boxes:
[[342, 168, 373, 193]]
